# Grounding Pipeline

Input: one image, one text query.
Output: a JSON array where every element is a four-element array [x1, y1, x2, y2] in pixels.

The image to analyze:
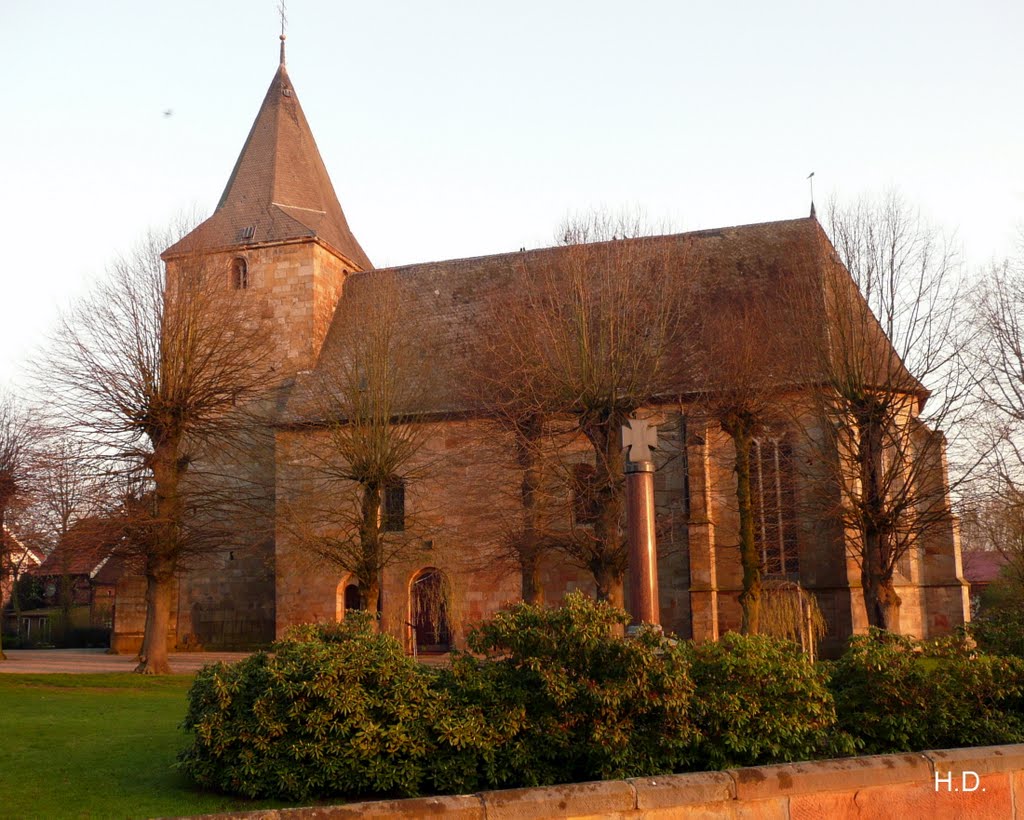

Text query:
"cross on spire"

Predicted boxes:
[[278, 0, 288, 65]]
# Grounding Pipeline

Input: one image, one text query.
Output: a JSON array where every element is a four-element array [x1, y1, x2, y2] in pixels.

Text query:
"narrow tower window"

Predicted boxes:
[[231, 257, 249, 290]]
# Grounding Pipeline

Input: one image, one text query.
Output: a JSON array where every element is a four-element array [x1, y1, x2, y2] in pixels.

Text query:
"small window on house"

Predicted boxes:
[[237, 225, 256, 242], [572, 463, 601, 526], [382, 479, 406, 532], [231, 257, 248, 290]]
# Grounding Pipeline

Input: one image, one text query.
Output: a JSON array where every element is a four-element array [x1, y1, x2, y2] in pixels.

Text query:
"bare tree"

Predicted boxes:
[[971, 242, 1024, 464], [39, 224, 273, 673], [29, 435, 108, 631], [965, 235, 1024, 605], [692, 289, 789, 635], [0, 391, 33, 660], [278, 273, 433, 616], [474, 213, 695, 606], [798, 191, 970, 631]]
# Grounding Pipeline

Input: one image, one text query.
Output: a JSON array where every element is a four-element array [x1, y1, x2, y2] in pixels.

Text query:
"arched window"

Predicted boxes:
[[752, 437, 799, 577], [231, 257, 248, 290]]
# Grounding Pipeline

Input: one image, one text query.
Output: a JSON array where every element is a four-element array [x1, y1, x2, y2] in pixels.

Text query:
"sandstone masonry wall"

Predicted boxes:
[[191, 743, 1024, 819]]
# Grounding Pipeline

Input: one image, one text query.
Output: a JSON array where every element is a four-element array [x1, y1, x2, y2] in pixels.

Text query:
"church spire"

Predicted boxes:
[[163, 40, 372, 270]]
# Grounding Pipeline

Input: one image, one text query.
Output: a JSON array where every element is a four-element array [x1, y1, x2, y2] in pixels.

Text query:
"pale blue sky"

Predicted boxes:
[[1, 1, 1022, 384]]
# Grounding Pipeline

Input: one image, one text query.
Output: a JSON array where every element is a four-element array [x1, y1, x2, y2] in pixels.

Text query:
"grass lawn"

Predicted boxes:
[[0, 674, 292, 819]]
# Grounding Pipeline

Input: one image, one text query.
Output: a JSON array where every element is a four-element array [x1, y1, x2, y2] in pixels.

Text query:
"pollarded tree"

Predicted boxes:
[[475, 213, 695, 606], [693, 287, 792, 635], [40, 223, 273, 673], [278, 273, 434, 616], [799, 191, 971, 631]]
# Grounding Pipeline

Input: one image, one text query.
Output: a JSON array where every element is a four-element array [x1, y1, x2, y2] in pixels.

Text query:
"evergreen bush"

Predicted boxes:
[[428, 592, 697, 793], [178, 599, 1024, 803], [687, 632, 853, 768], [969, 607, 1024, 658], [178, 612, 434, 801], [828, 630, 936, 754], [828, 629, 1024, 754]]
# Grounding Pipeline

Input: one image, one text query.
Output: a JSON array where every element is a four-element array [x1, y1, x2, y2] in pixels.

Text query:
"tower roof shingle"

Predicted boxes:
[[163, 57, 371, 270]]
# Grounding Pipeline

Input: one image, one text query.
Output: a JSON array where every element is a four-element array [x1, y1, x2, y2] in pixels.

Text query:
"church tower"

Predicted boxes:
[[150, 38, 370, 650], [162, 35, 370, 376]]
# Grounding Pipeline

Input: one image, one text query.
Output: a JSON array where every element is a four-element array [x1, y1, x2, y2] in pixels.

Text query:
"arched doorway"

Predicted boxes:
[[410, 567, 452, 653], [344, 583, 362, 612], [336, 575, 362, 620]]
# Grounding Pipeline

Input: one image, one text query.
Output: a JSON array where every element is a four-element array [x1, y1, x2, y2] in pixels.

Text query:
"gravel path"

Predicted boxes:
[[0, 647, 252, 674]]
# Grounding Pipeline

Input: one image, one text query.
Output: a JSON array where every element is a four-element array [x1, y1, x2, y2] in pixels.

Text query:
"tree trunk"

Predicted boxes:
[[136, 444, 183, 674], [589, 422, 627, 611], [520, 552, 542, 605], [517, 416, 544, 605], [858, 410, 901, 631], [11, 562, 22, 650], [862, 559, 902, 631], [135, 560, 174, 674], [358, 482, 383, 628], [593, 563, 625, 608], [359, 575, 381, 618], [59, 551, 73, 646], [723, 411, 761, 635]]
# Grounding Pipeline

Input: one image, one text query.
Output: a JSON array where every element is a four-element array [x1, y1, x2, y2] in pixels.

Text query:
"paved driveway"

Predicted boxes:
[[0, 647, 252, 674]]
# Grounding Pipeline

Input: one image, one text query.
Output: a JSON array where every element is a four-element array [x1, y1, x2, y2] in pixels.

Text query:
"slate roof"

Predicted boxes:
[[163, 53, 371, 270], [282, 216, 925, 425]]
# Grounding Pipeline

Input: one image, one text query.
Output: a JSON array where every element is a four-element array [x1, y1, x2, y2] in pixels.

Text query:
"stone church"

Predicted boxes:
[[112, 43, 970, 657]]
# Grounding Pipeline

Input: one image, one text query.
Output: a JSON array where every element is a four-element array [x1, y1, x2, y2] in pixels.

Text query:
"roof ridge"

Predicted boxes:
[[352, 216, 817, 278]]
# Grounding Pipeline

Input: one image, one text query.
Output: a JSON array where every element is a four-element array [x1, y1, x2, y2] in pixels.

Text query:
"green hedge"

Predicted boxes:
[[688, 633, 854, 768], [178, 613, 433, 801], [178, 598, 1024, 802], [969, 607, 1024, 659], [827, 629, 1024, 755], [428, 594, 697, 793]]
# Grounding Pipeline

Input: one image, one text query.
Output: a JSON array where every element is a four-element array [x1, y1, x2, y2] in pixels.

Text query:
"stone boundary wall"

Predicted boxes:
[[188, 743, 1024, 819]]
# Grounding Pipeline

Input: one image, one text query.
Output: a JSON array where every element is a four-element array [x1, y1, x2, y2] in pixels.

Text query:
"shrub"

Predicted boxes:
[[969, 607, 1024, 658], [829, 629, 1024, 754], [427, 592, 698, 793], [687, 633, 852, 769], [177, 612, 434, 801], [930, 652, 1024, 748], [828, 630, 935, 754]]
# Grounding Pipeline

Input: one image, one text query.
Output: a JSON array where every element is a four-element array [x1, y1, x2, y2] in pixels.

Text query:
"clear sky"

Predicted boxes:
[[1, 1, 1021, 386]]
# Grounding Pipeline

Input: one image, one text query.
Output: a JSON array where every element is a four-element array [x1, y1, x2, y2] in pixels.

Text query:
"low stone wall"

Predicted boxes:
[[190, 744, 1024, 819]]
